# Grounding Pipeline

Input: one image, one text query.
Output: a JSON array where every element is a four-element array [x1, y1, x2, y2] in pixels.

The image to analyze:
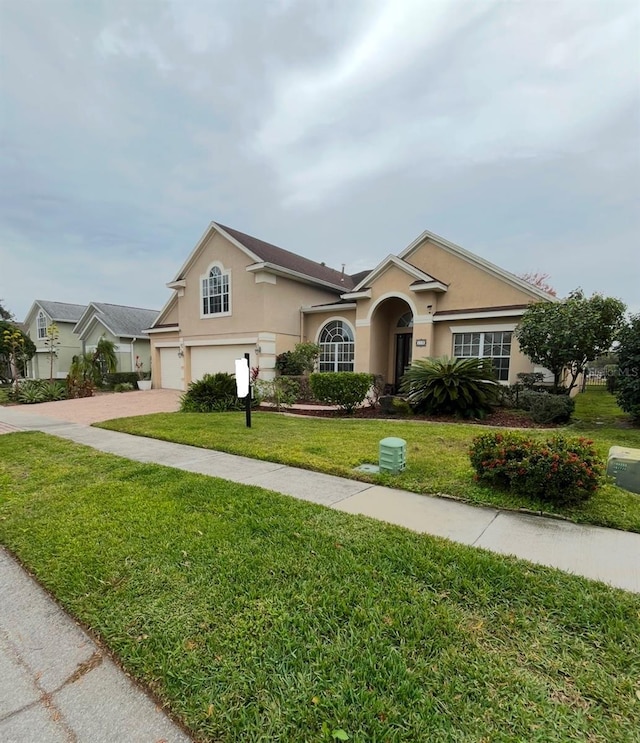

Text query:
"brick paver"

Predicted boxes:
[[11, 389, 182, 425]]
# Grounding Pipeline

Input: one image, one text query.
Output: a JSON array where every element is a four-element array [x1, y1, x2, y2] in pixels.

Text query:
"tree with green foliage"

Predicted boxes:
[[0, 321, 36, 382], [276, 343, 320, 375], [515, 290, 626, 394], [0, 300, 14, 321], [67, 337, 119, 397], [615, 314, 640, 421]]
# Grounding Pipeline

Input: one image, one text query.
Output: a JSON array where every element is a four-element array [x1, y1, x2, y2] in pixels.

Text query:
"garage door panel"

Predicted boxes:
[[190, 346, 253, 382], [159, 348, 183, 390]]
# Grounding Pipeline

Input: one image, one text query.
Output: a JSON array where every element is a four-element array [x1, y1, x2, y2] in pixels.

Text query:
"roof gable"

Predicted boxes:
[[350, 255, 447, 292], [74, 303, 159, 339], [399, 229, 557, 303], [24, 300, 86, 327], [170, 221, 357, 293]]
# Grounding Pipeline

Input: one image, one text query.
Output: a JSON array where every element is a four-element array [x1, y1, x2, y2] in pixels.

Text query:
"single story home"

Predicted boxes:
[[149, 222, 555, 391], [73, 302, 159, 376]]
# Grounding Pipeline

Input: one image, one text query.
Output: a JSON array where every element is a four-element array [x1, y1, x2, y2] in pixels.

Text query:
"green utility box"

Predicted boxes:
[[379, 437, 407, 474], [607, 446, 640, 495]]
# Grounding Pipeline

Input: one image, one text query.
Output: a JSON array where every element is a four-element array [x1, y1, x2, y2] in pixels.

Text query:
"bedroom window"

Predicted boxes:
[[37, 311, 49, 339], [453, 331, 512, 381], [201, 265, 230, 316], [318, 320, 355, 372]]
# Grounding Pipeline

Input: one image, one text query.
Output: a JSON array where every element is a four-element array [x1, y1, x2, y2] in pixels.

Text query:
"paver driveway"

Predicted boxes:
[[6, 388, 182, 425]]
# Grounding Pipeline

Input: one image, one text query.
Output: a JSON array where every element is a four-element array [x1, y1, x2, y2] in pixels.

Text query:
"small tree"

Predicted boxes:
[[615, 314, 640, 422], [276, 343, 320, 375], [1, 324, 34, 389], [44, 323, 61, 381], [518, 272, 557, 296], [515, 290, 626, 394]]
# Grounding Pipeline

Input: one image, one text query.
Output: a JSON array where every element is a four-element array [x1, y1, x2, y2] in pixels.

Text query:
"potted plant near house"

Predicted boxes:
[[135, 355, 152, 390]]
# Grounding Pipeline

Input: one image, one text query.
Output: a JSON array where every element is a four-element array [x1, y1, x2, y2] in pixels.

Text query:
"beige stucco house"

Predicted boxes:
[[149, 222, 555, 391], [23, 300, 86, 379], [73, 303, 159, 376]]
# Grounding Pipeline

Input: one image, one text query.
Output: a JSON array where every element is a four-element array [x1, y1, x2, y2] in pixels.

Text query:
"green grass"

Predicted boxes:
[[97, 388, 640, 533], [1, 433, 638, 742]]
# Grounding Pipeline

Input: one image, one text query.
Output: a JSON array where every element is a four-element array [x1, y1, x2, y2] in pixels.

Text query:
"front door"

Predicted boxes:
[[394, 333, 412, 391]]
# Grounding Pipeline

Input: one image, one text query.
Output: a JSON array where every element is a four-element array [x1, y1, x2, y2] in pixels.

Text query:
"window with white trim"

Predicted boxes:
[[201, 265, 230, 316], [37, 311, 49, 339], [318, 320, 354, 372], [453, 331, 512, 381]]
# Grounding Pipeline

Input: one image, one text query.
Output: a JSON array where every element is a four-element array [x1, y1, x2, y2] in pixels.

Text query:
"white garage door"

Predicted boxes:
[[159, 348, 183, 390], [190, 345, 253, 382]]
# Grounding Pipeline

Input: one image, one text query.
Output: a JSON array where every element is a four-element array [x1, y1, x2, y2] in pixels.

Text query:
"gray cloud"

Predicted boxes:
[[0, 0, 638, 321]]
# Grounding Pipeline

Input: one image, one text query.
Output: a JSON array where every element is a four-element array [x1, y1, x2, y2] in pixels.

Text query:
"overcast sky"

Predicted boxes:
[[1, 0, 638, 322]]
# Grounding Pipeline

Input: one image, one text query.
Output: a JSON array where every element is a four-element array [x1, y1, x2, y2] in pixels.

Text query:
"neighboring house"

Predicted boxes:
[[73, 303, 159, 376], [150, 222, 556, 391], [23, 300, 86, 379]]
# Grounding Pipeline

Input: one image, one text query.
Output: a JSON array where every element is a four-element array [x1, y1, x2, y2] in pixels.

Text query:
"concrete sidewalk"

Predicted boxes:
[[0, 549, 191, 743], [1, 405, 639, 594]]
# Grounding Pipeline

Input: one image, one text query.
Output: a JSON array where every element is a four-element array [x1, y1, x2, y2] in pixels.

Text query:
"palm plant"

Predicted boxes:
[[399, 356, 499, 418]]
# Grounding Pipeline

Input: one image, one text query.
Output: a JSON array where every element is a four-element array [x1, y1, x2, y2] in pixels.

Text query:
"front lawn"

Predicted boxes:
[[97, 388, 640, 533], [1, 433, 638, 742]]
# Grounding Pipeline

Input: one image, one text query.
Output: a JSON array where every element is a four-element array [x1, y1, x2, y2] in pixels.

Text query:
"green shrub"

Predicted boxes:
[[16, 379, 67, 404], [275, 343, 320, 376], [469, 431, 603, 506], [519, 391, 575, 423], [379, 396, 412, 417], [516, 372, 545, 389], [113, 382, 135, 393], [400, 357, 498, 418], [309, 372, 373, 412], [615, 314, 640, 421], [255, 377, 300, 411], [180, 373, 241, 413], [284, 375, 314, 402], [104, 372, 139, 388]]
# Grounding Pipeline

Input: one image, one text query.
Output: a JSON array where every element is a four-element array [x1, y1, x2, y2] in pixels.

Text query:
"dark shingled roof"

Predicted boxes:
[[36, 300, 86, 323], [217, 223, 357, 291], [87, 303, 159, 337]]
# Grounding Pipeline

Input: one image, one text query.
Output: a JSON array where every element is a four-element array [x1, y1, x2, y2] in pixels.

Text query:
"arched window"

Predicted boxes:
[[397, 312, 413, 328], [318, 320, 354, 372], [201, 264, 230, 316], [37, 311, 48, 339]]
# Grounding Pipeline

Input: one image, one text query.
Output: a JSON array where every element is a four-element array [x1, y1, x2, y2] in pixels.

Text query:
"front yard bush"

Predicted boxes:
[[615, 314, 640, 421], [400, 357, 498, 418], [309, 372, 373, 412], [519, 390, 575, 423], [470, 431, 603, 505], [104, 372, 139, 388], [180, 372, 242, 413], [16, 379, 67, 404], [254, 377, 300, 410]]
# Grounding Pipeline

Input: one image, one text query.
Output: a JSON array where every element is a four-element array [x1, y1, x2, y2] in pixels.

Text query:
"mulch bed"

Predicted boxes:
[[258, 405, 558, 428]]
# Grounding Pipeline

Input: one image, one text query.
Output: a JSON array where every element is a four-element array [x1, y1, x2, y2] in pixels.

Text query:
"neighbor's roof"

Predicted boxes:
[[76, 303, 159, 338], [35, 300, 86, 323], [216, 223, 358, 291]]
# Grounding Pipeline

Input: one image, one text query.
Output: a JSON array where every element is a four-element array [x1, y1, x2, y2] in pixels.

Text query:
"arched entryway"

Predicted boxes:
[[369, 296, 415, 392]]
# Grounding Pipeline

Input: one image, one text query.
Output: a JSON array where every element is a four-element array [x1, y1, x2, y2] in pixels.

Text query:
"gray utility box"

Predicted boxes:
[[607, 446, 640, 495]]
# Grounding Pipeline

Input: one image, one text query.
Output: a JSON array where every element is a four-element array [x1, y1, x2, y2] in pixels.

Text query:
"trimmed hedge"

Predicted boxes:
[[519, 391, 575, 424], [469, 431, 603, 505], [104, 372, 139, 388], [309, 372, 373, 412]]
